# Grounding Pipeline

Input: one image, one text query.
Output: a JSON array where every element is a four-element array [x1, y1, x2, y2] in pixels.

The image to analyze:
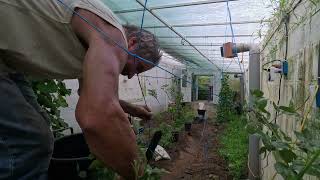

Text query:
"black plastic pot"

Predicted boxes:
[[48, 133, 92, 180], [197, 109, 206, 116], [172, 131, 179, 142], [184, 123, 192, 132]]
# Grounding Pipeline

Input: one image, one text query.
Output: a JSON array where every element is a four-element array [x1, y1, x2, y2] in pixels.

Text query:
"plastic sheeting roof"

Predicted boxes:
[[102, 0, 273, 73]]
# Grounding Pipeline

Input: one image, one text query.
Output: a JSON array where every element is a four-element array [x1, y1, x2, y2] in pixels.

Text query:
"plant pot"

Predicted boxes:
[[197, 109, 206, 116], [172, 131, 179, 142], [184, 123, 192, 132], [48, 133, 92, 180]]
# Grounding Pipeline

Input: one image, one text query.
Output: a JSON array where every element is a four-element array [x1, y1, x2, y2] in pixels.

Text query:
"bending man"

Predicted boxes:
[[0, 0, 161, 179]]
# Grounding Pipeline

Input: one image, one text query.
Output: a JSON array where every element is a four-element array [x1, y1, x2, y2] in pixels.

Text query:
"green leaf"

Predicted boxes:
[[279, 149, 297, 164], [259, 146, 268, 159], [306, 165, 320, 177], [301, 129, 313, 140], [246, 123, 258, 134], [279, 106, 295, 113], [272, 101, 280, 111], [257, 99, 269, 115], [251, 89, 264, 98], [294, 131, 305, 141], [291, 160, 305, 172], [274, 162, 296, 179], [271, 141, 290, 150], [89, 159, 104, 170], [57, 95, 68, 107], [270, 123, 280, 130]]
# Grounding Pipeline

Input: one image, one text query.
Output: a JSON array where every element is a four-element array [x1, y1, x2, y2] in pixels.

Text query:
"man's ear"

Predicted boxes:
[[128, 37, 138, 51]]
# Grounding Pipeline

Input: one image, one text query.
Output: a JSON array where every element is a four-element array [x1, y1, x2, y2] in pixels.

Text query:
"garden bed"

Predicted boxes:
[[141, 107, 232, 180]]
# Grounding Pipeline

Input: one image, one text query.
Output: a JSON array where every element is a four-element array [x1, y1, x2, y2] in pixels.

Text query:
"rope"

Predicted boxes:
[[138, 0, 148, 48], [221, 2, 229, 73], [137, 74, 151, 142], [224, 0, 244, 73]]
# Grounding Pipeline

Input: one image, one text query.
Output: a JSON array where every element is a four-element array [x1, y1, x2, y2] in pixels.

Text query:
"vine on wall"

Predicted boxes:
[[248, 90, 320, 179]]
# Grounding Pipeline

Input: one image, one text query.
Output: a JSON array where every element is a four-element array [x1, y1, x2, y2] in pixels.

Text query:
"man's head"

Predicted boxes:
[[121, 25, 162, 79]]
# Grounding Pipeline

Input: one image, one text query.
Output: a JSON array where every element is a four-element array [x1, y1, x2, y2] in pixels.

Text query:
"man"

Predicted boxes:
[[0, 0, 162, 179]]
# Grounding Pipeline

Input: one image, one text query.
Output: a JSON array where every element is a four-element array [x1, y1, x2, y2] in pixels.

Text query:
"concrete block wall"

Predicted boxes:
[[259, 1, 320, 179]]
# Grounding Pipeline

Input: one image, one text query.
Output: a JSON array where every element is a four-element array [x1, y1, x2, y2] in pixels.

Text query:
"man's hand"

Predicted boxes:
[[135, 105, 152, 120], [120, 100, 152, 120]]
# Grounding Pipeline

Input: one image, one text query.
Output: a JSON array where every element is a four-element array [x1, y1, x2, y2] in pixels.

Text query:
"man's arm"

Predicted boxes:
[[72, 9, 137, 179], [119, 100, 152, 120], [78, 79, 152, 121]]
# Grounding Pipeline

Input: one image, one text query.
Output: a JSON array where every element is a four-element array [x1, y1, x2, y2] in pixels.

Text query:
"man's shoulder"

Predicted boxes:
[[71, 1, 128, 48]]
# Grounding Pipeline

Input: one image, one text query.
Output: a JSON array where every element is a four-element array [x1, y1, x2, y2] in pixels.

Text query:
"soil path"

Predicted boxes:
[[153, 122, 232, 180]]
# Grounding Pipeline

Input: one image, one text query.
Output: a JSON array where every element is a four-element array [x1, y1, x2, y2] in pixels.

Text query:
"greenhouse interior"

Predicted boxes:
[[1, 0, 320, 179]]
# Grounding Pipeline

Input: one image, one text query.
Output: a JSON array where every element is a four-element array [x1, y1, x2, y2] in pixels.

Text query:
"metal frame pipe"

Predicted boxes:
[[157, 34, 260, 38], [162, 48, 220, 51], [162, 44, 222, 46], [144, 20, 269, 29], [135, 0, 220, 69], [114, 0, 240, 14]]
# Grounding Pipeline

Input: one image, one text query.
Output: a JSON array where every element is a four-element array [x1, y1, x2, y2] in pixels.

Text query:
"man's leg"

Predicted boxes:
[[0, 73, 54, 180]]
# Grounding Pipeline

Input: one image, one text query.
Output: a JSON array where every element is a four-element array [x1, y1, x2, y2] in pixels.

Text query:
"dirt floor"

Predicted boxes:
[[151, 121, 232, 180]]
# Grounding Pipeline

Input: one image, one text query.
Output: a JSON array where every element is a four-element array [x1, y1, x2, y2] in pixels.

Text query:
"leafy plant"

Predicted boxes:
[[155, 123, 174, 148], [162, 82, 184, 128], [219, 114, 249, 179], [88, 155, 117, 180], [248, 90, 320, 179], [148, 89, 160, 104], [217, 74, 235, 123], [88, 147, 166, 180], [31, 79, 71, 131], [181, 106, 196, 124]]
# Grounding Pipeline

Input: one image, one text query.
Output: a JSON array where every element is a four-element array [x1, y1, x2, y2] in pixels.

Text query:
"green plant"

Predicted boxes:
[[155, 123, 174, 148], [161, 81, 183, 106], [248, 90, 320, 179], [88, 155, 117, 180], [162, 82, 185, 130], [217, 74, 235, 123], [172, 117, 184, 132], [219, 114, 249, 179], [181, 106, 195, 124], [88, 147, 166, 180], [31, 79, 71, 130], [148, 89, 160, 104]]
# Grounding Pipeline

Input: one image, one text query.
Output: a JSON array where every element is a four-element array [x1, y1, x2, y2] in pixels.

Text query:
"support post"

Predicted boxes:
[[240, 75, 245, 105], [249, 135, 261, 180], [248, 47, 261, 179]]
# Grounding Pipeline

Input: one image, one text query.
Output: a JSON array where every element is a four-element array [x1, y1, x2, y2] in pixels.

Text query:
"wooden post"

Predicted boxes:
[[248, 134, 260, 180]]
